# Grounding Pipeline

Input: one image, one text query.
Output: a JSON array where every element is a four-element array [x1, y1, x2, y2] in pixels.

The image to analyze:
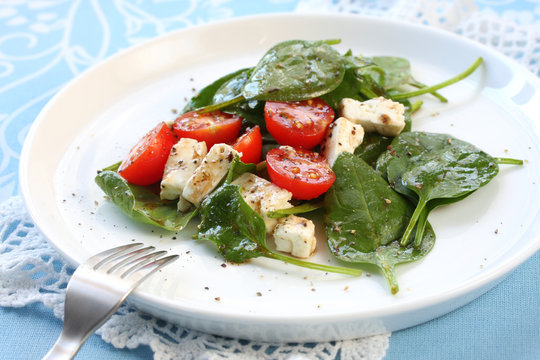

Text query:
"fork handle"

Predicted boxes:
[[42, 332, 85, 360]]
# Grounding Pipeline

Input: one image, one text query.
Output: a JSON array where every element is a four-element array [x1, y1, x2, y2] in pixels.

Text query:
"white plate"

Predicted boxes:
[[20, 13, 540, 342]]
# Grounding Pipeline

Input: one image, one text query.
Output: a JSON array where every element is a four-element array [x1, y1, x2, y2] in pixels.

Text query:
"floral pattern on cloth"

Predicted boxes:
[[2, 0, 540, 358]]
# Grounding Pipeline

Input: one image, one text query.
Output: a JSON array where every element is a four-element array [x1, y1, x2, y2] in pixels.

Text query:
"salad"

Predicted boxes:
[[96, 39, 522, 294]]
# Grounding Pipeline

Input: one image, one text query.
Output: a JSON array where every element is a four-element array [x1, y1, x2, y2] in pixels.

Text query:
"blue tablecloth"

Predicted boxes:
[[1, 1, 539, 359]]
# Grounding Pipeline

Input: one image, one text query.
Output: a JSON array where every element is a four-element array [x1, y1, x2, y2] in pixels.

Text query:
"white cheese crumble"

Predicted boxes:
[[321, 117, 365, 166], [273, 215, 317, 259], [182, 143, 239, 206], [231, 172, 293, 233], [339, 97, 405, 137], [160, 138, 207, 201]]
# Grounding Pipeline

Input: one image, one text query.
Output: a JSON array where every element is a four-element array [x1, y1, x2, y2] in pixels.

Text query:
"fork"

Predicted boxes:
[[42, 243, 178, 360]]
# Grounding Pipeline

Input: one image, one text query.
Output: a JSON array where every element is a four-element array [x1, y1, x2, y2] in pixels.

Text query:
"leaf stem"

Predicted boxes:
[[267, 201, 324, 218], [268, 252, 362, 276], [324, 39, 342, 45], [392, 57, 483, 101], [379, 262, 399, 295], [410, 81, 448, 103], [360, 87, 380, 99], [196, 94, 245, 113], [409, 100, 423, 113], [400, 197, 428, 247], [413, 207, 430, 248], [495, 157, 524, 165]]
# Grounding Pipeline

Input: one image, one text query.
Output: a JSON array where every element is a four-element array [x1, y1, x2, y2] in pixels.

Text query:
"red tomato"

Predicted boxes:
[[118, 122, 177, 186], [264, 98, 334, 149], [232, 126, 263, 164], [172, 110, 242, 149], [266, 146, 336, 200]]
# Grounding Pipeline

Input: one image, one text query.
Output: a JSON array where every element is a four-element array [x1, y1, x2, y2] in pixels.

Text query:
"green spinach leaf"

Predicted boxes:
[[371, 56, 412, 89], [212, 69, 267, 127], [198, 184, 269, 262], [370, 56, 447, 102], [95, 170, 197, 231], [184, 68, 249, 112], [225, 156, 257, 184], [354, 133, 393, 167], [381, 132, 499, 247], [324, 152, 435, 294], [266, 201, 323, 218], [242, 39, 345, 101], [321, 68, 386, 109], [212, 68, 251, 104]]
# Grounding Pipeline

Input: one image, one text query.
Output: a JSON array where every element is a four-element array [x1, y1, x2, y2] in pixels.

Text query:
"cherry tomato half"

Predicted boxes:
[[118, 122, 177, 186], [266, 146, 336, 200], [264, 98, 335, 149], [172, 110, 242, 149], [232, 126, 263, 164]]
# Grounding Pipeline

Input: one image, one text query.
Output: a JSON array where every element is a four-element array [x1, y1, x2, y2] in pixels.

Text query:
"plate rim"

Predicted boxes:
[[19, 12, 540, 339]]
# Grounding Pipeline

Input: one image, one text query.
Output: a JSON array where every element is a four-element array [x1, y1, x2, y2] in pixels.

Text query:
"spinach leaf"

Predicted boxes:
[[352, 107, 411, 169], [354, 133, 393, 167], [371, 56, 411, 89], [324, 152, 435, 294], [242, 39, 345, 101], [321, 68, 386, 109], [266, 201, 323, 218], [198, 184, 268, 262], [184, 68, 249, 112], [212, 68, 251, 104], [381, 132, 499, 247], [225, 156, 257, 184], [95, 170, 197, 231], [320, 68, 366, 108], [212, 69, 267, 127], [370, 56, 447, 102], [198, 183, 363, 276], [231, 99, 266, 128]]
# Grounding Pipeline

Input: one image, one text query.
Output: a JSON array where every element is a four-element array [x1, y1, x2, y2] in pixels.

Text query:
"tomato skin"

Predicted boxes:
[[266, 146, 336, 200], [172, 110, 242, 149], [232, 126, 263, 164], [118, 122, 177, 186], [264, 98, 335, 149]]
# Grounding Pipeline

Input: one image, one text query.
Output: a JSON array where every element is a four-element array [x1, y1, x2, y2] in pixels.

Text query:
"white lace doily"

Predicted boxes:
[[2, 1, 539, 359], [296, 0, 540, 76]]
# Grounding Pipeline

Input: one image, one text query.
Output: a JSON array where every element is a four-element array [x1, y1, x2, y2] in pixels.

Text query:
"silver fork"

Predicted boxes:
[[43, 243, 178, 360]]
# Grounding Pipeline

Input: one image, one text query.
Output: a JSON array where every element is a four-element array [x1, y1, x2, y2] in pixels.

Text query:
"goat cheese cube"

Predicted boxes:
[[321, 117, 365, 166], [339, 97, 405, 137], [177, 197, 192, 213], [160, 138, 207, 200], [232, 172, 293, 233], [273, 215, 316, 258], [182, 143, 239, 206]]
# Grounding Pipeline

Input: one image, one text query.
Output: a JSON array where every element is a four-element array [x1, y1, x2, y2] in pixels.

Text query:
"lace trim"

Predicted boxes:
[[296, 0, 540, 76]]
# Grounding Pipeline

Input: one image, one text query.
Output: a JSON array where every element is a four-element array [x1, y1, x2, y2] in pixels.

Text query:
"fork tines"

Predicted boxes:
[[88, 243, 178, 280]]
